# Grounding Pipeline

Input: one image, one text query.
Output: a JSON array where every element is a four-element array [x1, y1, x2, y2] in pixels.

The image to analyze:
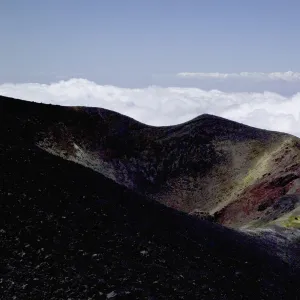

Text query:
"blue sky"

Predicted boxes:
[[1, 0, 300, 85]]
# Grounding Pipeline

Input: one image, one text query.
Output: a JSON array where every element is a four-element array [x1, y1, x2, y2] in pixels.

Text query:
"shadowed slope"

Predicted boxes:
[[1, 103, 300, 299], [1, 95, 300, 230]]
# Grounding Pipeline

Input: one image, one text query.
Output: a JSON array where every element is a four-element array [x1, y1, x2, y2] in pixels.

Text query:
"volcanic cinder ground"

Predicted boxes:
[[1, 95, 300, 299]]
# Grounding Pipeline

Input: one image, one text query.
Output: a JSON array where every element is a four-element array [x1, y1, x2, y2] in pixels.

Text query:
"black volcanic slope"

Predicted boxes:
[[1, 96, 300, 299]]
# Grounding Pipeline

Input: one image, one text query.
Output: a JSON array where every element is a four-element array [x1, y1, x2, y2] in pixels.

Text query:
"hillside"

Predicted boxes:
[[2, 95, 299, 230], [1, 96, 300, 299]]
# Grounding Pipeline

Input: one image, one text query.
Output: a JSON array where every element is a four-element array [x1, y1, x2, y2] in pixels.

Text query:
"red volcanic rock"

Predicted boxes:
[[215, 177, 298, 227]]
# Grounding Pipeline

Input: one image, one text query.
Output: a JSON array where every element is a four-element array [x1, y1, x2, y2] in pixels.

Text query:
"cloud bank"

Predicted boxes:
[[1, 78, 299, 137], [177, 71, 300, 82]]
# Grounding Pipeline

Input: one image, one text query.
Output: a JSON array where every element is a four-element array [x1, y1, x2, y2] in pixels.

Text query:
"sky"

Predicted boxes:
[[0, 0, 299, 137], [1, 0, 300, 85]]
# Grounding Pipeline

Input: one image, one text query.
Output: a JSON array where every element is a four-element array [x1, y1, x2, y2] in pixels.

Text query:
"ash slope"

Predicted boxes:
[[1, 100, 300, 299], [2, 95, 299, 230]]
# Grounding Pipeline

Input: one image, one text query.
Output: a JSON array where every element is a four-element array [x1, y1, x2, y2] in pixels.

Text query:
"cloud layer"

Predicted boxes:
[[1, 78, 299, 137], [177, 71, 300, 82]]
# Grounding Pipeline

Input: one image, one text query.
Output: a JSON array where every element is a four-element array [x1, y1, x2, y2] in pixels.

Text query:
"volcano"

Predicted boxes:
[[1, 95, 299, 299]]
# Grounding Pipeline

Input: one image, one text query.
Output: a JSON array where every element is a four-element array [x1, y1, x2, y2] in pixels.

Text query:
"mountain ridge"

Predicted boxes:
[[1, 108, 299, 298], [2, 95, 299, 231]]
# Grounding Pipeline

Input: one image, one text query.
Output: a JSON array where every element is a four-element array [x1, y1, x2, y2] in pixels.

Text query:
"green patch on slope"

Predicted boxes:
[[281, 215, 300, 229], [210, 139, 280, 215]]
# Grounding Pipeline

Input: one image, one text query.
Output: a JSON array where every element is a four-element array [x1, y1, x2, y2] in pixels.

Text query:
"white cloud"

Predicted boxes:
[[0, 78, 299, 137], [177, 71, 300, 82]]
